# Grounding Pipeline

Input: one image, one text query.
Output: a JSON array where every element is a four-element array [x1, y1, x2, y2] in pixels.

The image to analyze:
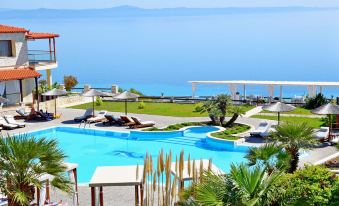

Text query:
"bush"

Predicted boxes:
[[305, 93, 327, 109], [95, 96, 103, 106], [283, 165, 339, 205], [138, 101, 145, 109], [129, 88, 144, 96], [63, 75, 78, 91]]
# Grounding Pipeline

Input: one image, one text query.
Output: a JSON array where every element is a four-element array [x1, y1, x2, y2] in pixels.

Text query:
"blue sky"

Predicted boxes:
[[1, 0, 339, 9]]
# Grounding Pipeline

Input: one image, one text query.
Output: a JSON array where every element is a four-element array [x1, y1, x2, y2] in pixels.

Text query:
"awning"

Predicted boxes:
[[26, 32, 60, 39], [0, 68, 41, 81]]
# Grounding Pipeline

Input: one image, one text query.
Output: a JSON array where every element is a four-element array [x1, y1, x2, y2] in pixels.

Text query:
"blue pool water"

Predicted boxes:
[[28, 126, 249, 183]]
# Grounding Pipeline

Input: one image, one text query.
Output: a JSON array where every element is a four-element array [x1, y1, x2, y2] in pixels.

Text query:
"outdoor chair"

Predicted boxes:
[[129, 117, 155, 129], [314, 127, 329, 142], [103, 114, 123, 126], [0, 116, 19, 130], [4, 115, 26, 127], [250, 121, 271, 137], [120, 115, 136, 126], [86, 111, 107, 123], [74, 108, 93, 122]]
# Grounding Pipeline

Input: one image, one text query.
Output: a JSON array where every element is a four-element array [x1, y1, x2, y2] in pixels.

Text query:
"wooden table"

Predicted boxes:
[[89, 166, 144, 206]]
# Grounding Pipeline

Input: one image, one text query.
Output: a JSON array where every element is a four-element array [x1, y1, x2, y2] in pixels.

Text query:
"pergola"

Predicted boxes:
[[189, 80, 339, 100]]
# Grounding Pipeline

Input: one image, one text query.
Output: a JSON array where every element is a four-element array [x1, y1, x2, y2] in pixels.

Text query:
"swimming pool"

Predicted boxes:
[[27, 126, 249, 183]]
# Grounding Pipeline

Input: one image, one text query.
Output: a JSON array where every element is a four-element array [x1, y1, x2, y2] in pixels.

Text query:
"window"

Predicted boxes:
[[0, 40, 13, 57]]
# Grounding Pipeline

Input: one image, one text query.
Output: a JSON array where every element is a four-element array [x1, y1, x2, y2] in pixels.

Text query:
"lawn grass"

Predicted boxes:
[[260, 107, 313, 115], [70, 101, 254, 117], [252, 115, 323, 128], [210, 124, 251, 140]]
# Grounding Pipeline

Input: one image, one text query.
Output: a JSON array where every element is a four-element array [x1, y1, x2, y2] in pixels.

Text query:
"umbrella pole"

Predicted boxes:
[[329, 114, 332, 140], [278, 112, 280, 125], [93, 96, 95, 117], [125, 100, 127, 115], [55, 97, 57, 117]]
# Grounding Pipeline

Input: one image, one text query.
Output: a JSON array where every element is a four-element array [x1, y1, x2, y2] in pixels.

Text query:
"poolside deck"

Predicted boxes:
[[1, 107, 338, 205]]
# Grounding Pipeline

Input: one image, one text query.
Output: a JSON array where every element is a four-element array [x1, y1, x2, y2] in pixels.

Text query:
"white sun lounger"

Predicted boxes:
[[16, 107, 29, 117], [0, 116, 18, 130], [250, 121, 271, 137], [4, 115, 26, 128], [314, 127, 329, 141], [86, 110, 107, 123], [74, 108, 93, 122]]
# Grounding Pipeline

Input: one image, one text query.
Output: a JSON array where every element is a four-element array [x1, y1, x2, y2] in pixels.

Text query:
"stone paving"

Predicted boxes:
[[1, 107, 338, 205]]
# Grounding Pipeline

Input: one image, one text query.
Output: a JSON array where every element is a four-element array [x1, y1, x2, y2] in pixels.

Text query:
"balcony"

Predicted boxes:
[[28, 50, 58, 70]]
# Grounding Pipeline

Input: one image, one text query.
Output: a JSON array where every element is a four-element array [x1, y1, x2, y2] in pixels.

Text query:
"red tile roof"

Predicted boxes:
[[26, 32, 59, 39], [0, 68, 41, 81], [0, 24, 28, 33]]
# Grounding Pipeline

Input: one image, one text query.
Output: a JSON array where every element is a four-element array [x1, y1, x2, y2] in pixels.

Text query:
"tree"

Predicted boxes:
[[0, 135, 72, 206], [224, 105, 246, 127], [305, 93, 327, 109], [245, 143, 291, 174], [201, 94, 233, 125], [180, 164, 284, 206], [269, 122, 317, 173], [63, 75, 78, 91]]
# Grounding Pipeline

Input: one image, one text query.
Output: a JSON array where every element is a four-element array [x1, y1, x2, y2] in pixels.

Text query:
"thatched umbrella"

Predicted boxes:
[[42, 88, 67, 116], [312, 103, 339, 133], [82, 89, 107, 116], [113, 91, 139, 115], [263, 102, 296, 124]]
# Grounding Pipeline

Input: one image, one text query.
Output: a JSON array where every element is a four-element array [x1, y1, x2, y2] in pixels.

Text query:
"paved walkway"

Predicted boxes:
[[1, 107, 338, 205], [258, 113, 325, 118]]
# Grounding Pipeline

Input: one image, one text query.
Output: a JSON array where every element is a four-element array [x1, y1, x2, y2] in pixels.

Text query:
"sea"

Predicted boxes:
[[1, 7, 339, 98]]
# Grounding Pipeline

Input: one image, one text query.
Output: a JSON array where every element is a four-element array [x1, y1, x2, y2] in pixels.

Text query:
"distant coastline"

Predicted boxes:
[[0, 6, 338, 19]]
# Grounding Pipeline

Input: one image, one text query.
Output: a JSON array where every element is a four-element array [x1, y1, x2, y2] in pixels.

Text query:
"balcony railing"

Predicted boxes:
[[28, 50, 56, 66]]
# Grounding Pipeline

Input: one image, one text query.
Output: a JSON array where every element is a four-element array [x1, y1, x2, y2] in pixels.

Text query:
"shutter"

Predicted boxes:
[[11, 40, 16, 57]]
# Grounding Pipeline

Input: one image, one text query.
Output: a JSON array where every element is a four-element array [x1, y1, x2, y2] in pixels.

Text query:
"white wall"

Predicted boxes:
[[0, 33, 29, 69]]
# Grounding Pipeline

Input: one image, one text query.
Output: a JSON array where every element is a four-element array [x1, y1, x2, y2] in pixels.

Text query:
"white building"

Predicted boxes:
[[0, 24, 59, 106]]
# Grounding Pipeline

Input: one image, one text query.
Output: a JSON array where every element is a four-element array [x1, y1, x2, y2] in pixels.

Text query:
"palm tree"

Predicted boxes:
[[201, 94, 233, 125], [245, 143, 291, 174], [269, 122, 317, 173], [0, 135, 72, 206], [224, 105, 246, 127], [179, 164, 284, 206], [229, 164, 284, 206]]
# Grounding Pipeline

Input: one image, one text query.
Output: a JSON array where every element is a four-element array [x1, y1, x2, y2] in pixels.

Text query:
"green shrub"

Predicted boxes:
[[138, 101, 146, 109], [305, 93, 327, 109], [63, 75, 78, 91], [283, 165, 339, 205], [95, 96, 103, 106]]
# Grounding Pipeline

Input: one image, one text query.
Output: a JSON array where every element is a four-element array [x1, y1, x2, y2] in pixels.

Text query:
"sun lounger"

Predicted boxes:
[[120, 115, 136, 126], [36, 111, 53, 121], [4, 115, 26, 127], [250, 121, 271, 137], [74, 108, 93, 122], [129, 117, 155, 129], [86, 111, 107, 123], [15, 107, 30, 119], [0, 116, 19, 130], [314, 127, 329, 141], [103, 114, 123, 126]]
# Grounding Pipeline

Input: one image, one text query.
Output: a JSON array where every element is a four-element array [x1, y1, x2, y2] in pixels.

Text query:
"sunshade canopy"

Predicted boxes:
[[263, 102, 296, 112], [42, 88, 67, 96], [311, 103, 339, 115], [113, 91, 139, 100], [82, 89, 107, 97]]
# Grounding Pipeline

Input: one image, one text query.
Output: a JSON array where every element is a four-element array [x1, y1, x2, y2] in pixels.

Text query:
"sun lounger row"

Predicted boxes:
[[0, 115, 25, 130], [73, 109, 155, 128], [16, 107, 54, 121]]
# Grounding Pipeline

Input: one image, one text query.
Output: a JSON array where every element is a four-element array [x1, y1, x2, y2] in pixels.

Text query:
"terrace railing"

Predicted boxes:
[[28, 50, 56, 66]]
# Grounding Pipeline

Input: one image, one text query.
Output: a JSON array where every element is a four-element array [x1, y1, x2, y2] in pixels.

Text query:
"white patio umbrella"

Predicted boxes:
[[263, 102, 296, 124], [113, 91, 140, 115], [82, 89, 108, 116], [42, 88, 67, 116]]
